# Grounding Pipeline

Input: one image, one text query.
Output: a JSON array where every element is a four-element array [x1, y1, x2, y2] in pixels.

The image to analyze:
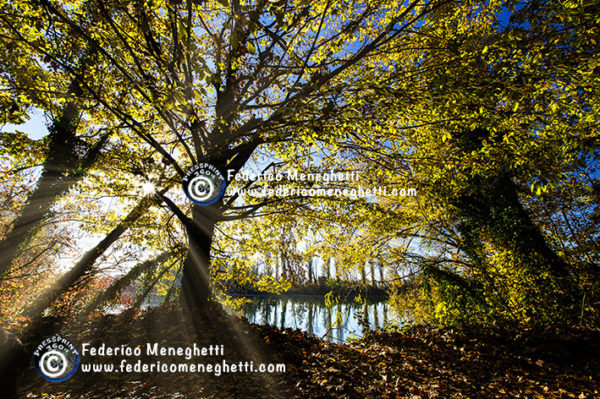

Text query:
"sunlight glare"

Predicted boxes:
[[140, 181, 157, 195]]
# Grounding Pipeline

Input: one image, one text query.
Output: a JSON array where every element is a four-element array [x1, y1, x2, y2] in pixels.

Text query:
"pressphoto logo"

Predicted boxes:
[[33, 336, 80, 382], [182, 163, 226, 205]]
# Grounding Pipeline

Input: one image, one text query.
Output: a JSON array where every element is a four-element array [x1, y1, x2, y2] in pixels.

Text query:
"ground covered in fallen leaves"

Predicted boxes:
[[16, 303, 600, 398]]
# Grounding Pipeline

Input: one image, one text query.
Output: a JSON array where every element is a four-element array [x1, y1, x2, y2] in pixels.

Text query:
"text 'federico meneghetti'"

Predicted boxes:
[[81, 343, 225, 360], [227, 169, 360, 183]]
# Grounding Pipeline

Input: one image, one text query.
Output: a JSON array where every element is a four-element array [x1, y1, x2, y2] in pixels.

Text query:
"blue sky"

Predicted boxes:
[[2, 108, 49, 139]]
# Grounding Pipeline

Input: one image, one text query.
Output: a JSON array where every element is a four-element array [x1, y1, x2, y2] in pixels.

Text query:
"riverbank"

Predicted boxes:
[[12, 303, 600, 398], [227, 280, 389, 302]]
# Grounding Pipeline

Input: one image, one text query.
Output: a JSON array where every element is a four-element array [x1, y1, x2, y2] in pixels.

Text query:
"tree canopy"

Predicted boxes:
[[0, 0, 598, 330]]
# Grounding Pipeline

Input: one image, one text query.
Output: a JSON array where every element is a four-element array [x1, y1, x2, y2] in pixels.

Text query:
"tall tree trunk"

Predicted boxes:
[[370, 259, 376, 287], [325, 257, 332, 279], [455, 175, 575, 299], [361, 262, 367, 286], [181, 204, 218, 310], [279, 250, 288, 280], [157, 193, 219, 311], [451, 128, 576, 307], [262, 300, 270, 324], [0, 70, 110, 278]]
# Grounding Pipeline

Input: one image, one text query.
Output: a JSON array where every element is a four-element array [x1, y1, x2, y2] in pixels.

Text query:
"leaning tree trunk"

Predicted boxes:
[[455, 175, 575, 297], [126, 254, 184, 316], [83, 247, 181, 317], [0, 96, 80, 277], [0, 75, 109, 278], [0, 193, 158, 398], [451, 128, 577, 308], [21, 193, 157, 319]]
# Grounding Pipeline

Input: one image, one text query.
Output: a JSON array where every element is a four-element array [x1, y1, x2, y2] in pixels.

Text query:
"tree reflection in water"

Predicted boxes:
[[242, 296, 395, 343]]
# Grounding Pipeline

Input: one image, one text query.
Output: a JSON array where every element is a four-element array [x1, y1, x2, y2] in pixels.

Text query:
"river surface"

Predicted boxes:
[[241, 296, 395, 343]]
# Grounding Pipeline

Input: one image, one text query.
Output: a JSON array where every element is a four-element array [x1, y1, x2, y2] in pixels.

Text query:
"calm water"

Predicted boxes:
[[242, 296, 396, 343]]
